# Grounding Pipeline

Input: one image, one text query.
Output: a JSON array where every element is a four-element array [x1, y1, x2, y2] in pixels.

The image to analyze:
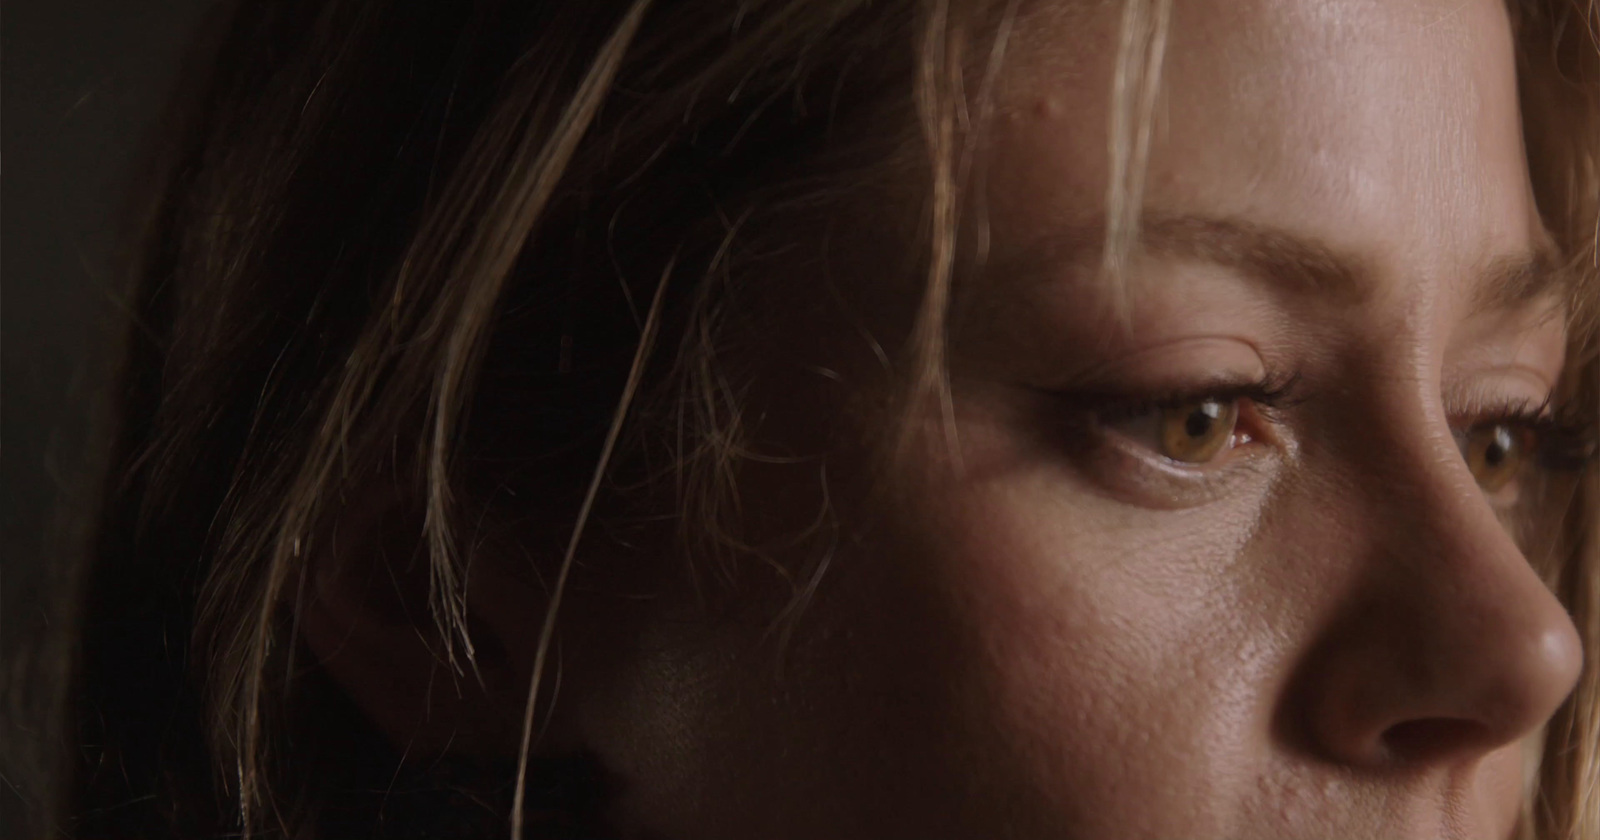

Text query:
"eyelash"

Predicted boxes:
[[1078, 371, 1303, 427]]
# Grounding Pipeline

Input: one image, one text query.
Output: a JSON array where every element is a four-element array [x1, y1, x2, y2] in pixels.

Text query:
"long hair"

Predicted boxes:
[[21, 0, 1599, 838]]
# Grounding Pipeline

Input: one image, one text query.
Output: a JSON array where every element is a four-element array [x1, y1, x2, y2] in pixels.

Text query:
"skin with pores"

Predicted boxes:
[[307, 0, 1584, 837]]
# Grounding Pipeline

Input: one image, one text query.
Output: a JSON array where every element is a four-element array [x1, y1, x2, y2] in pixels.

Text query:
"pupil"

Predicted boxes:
[[1484, 427, 1510, 468], [1184, 408, 1213, 439]]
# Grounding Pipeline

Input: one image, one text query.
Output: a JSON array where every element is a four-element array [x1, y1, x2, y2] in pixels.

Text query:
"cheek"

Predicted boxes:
[[1475, 741, 1537, 839], [874, 448, 1287, 835]]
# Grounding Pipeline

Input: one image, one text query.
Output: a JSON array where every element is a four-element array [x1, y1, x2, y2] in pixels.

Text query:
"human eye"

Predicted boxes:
[[1452, 399, 1598, 506], [1083, 373, 1300, 468], [1023, 372, 1301, 509]]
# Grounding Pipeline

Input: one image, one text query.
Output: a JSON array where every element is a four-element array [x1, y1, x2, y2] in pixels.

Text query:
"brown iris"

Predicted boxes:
[[1158, 398, 1239, 463], [1463, 422, 1530, 492]]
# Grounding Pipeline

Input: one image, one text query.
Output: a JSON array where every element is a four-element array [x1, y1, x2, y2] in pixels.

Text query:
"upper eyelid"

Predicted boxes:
[[1055, 372, 1301, 411], [1068, 379, 1304, 431]]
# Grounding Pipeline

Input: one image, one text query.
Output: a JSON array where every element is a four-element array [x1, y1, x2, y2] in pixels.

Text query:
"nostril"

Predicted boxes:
[[1380, 718, 1493, 763]]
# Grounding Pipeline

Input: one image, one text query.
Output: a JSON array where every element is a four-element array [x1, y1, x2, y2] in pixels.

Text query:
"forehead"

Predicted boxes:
[[986, 0, 1542, 290]]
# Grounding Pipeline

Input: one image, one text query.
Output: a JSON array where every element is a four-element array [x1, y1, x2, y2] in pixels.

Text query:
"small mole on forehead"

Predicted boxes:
[[1033, 97, 1062, 119]]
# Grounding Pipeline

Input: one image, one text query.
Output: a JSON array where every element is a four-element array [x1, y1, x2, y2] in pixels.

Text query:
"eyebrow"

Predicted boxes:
[[1010, 214, 1571, 313]]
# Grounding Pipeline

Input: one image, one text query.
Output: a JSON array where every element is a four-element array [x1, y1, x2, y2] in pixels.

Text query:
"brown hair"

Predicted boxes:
[[28, 0, 1600, 837]]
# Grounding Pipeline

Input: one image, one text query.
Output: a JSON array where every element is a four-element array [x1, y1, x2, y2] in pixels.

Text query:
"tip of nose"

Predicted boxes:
[[1309, 613, 1583, 769], [1525, 620, 1584, 709], [1466, 619, 1585, 750]]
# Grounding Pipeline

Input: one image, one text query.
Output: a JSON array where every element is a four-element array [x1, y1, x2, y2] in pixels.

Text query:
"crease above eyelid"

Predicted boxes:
[[1445, 301, 1567, 386], [1057, 337, 1269, 390], [966, 334, 1271, 395], [1442, 358, 1560, 399]]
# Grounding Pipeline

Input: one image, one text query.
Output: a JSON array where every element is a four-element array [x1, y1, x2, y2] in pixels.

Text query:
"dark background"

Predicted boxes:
[[4, 1, 213, 834]]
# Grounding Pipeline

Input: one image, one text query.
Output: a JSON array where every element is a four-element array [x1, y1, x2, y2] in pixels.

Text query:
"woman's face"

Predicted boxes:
[[564, 0, 1584, 837]]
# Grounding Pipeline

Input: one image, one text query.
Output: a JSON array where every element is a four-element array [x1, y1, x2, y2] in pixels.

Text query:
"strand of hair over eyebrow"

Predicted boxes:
[[1102, 0, 1172, 312], [897, 0, 1170, 464]]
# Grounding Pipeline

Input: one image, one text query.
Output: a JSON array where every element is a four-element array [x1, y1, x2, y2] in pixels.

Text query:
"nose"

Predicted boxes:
[[1289, 429, 1583, 769]]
